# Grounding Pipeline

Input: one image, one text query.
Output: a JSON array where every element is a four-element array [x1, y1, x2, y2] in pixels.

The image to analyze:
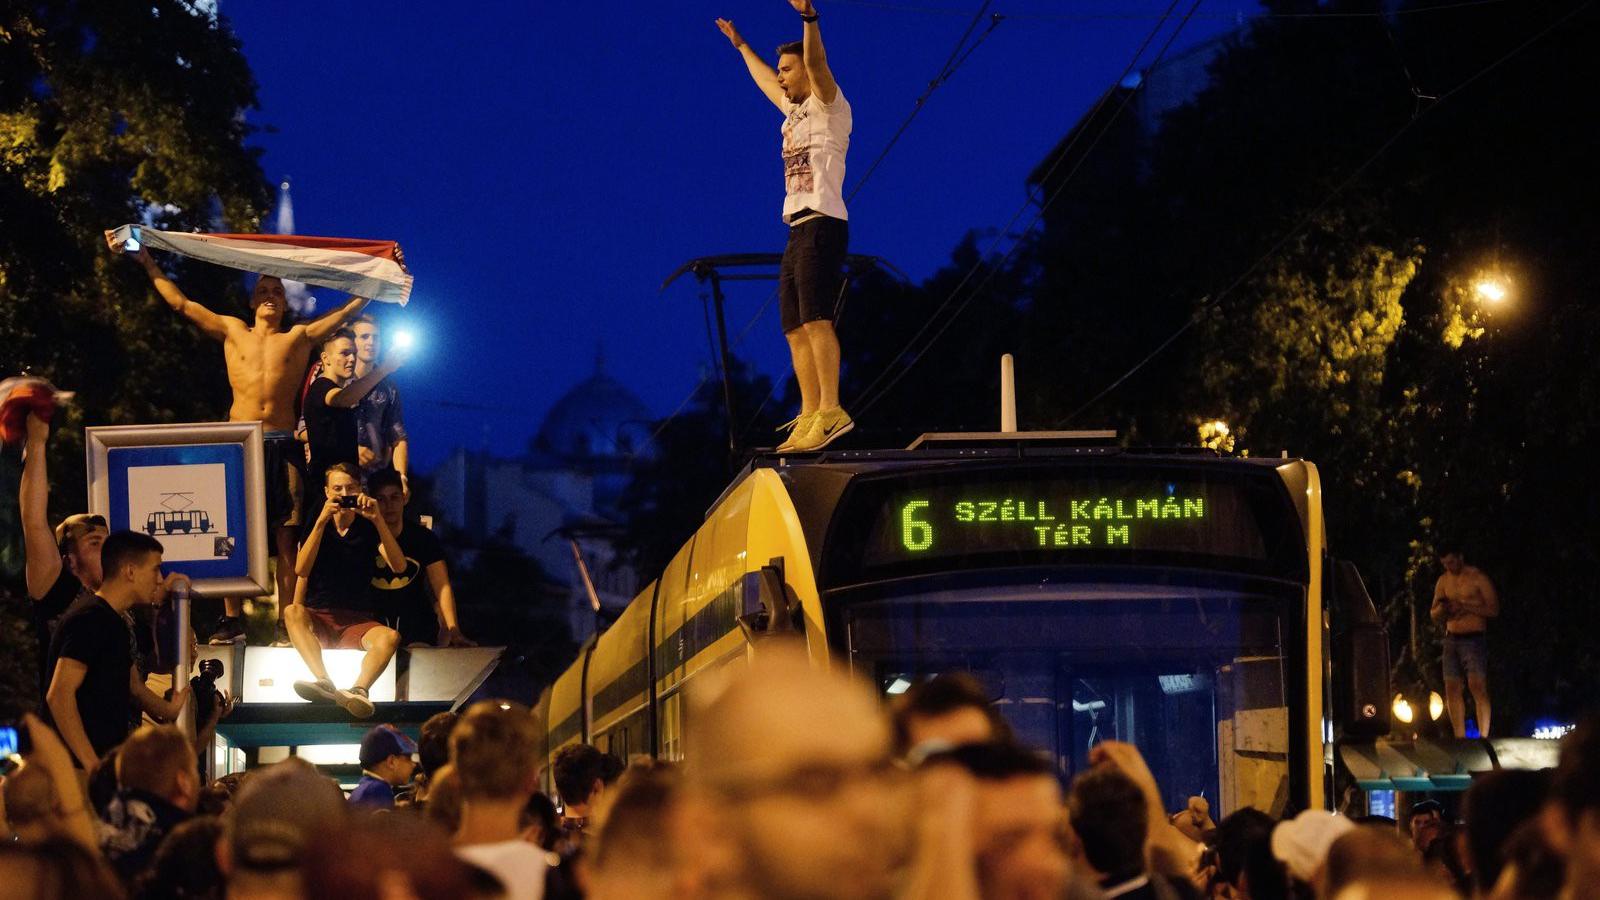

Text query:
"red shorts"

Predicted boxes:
[[306, 607, 383, 650]]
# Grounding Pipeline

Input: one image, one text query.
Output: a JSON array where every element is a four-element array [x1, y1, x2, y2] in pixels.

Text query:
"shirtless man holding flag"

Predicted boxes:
[[118, 243, 372, 644]]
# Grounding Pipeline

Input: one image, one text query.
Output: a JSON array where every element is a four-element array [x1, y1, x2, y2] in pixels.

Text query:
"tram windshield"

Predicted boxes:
[[844, 583, 1297, 817]]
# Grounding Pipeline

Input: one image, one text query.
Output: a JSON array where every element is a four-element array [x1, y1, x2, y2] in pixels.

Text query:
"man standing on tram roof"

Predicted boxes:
[[716, 0, 854, 452]]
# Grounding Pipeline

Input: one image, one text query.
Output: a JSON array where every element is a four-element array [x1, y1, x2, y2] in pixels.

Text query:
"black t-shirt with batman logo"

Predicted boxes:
[[372, 521, 445, 645]]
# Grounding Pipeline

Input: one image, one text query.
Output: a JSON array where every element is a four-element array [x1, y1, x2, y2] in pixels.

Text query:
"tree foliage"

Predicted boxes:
[[0, 3, 270, 545]]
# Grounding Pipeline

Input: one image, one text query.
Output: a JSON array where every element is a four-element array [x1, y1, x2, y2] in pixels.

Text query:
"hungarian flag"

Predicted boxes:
[[105, 226, 413, 305]]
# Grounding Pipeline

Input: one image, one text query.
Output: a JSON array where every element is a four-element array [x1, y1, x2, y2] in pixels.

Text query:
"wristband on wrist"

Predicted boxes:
[[801, 12, 819, 22]]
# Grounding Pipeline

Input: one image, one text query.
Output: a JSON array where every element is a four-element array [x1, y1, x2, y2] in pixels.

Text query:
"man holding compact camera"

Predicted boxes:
[[284, 462, 406, 719]]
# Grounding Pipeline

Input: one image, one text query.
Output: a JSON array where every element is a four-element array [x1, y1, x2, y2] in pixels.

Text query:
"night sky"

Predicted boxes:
[[222, 1, 1240, 470]]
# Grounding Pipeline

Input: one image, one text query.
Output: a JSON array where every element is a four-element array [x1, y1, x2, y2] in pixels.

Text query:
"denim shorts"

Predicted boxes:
[[1442, 632, 1488, 681]]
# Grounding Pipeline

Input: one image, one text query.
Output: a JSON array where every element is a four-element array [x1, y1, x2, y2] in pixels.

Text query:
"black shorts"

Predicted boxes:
[[779, 215, 849, 333], [262, 431, 305, 530]]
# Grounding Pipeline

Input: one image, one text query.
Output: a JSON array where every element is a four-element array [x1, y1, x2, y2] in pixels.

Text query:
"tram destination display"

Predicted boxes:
[[857, 474, 1273, 570]]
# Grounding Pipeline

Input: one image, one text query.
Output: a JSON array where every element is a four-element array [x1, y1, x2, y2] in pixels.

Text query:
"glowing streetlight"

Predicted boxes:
[[1473, 277, 1509, 305]]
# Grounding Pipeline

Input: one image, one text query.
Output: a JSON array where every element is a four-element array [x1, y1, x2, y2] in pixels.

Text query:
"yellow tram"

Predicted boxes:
[[544, 435, 1392, 815]]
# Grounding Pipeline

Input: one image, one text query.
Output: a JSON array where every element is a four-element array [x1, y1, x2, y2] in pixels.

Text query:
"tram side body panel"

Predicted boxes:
[[587, 576, 656, 761], [652, 468, 825, 762]]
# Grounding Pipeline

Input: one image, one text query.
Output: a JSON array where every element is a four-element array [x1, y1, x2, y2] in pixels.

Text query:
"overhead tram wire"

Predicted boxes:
[[828, 0, 1516, 22], [849, 0, 1199, 421], [1059, 0, 1593, 427]]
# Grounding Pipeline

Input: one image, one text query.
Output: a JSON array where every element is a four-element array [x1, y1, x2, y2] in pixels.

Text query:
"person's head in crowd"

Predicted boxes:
[[686, 642, 906, 900], [1270, 810, 1356, 890], [200, 772, 248, 818], [1267, 800, 1356, 883], [98, 530, 166, 607], [53, 512, 108, 590], [451, 700, 540, 803], [1548, 715, 1600, 894], [1422, 822, 1469, 895], [1210, 806, 1288, 900], [0, 836, 126, 899], [1461, 768, 1549, 895], [369, 468, 408, 531], [1323, 825, 1421, 898], [522, 792, 561, 851], [359, 724, 418, 788], [318, 329, 357, 384], [890, 672, 1011, 761], [412, 710, 458, 804], [1326, 873, 1458, 900], [217, 757, 345, 899], [249, 275, 288, 328], [324, 460, 363, 502], [1068, 765, 1147, 886], [133, 815, 225, 900], [1492, 819, 1565, 900], [552, 742, 626, 821], [423, 763, 464, 835], [302, 812, 495, 900], [1408, 798, 1445, 854], [117, 724, 200, 813], [923, 741, 1069, 900], [588, 763, 708, 900], [1, 762, 63, 844], [349, 314, 380, 366]]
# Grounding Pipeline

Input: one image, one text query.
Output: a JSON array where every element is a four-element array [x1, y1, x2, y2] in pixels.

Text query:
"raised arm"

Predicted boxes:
[[130, 247, 233, 341], [296, 500, 336, 577], [788, 0, 838, 104], [20, 414, 62, 600], [304, 295, 372, 343], [325, 354, 404, 409], [716, 18, 787, 110]]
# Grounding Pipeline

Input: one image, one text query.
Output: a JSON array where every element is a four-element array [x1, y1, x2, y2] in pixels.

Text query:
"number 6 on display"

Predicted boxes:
[[901, 500, 933, 552]]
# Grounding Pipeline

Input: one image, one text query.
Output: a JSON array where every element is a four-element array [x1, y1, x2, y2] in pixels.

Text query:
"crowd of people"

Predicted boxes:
[[3, 645, 1599, 900]]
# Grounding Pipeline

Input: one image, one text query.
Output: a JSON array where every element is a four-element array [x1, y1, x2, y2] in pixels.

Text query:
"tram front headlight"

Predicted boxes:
[[1392, 693, 1415, 724], [1428, 691, 1445, 722]]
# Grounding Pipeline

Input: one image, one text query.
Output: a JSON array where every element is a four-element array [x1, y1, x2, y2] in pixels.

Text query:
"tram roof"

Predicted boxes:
[[711, 431, 1303, 516]]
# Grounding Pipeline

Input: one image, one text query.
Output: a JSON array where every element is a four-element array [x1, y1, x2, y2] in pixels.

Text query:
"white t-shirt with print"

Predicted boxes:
[[456, 840, 547, 900], [780, 88, 852, 223]]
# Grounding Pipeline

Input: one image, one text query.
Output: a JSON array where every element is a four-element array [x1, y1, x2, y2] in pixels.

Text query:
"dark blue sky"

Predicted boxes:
[[222, 1, 1239, 470]]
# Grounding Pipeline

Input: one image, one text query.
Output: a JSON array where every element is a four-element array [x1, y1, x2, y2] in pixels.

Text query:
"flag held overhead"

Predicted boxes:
[[105, 226, 413, 305]]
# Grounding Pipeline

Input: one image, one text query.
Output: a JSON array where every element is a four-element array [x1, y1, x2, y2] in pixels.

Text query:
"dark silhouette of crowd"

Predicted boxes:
[[4, 640, 1600, 899]]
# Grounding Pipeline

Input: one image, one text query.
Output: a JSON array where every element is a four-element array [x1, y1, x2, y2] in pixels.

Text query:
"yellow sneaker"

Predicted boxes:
[[775, 413, 817, 452], [792, 406, 853, 451]]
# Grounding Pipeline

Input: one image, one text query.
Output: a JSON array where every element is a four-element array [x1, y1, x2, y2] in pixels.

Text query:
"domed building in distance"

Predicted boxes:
[[432, 354, 652, 641]]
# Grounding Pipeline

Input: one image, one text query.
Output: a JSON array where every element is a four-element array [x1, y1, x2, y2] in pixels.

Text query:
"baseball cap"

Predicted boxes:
[[359, 725, 418, 770], [1271, 809, 1356, 882], [226, 758, 346, 871], [54, 513, 108, 551]]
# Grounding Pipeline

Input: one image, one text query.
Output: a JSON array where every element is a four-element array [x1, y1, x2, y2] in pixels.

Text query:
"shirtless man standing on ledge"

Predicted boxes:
[[121, 244, 370, 645], [1430, 543, 1500, 737]]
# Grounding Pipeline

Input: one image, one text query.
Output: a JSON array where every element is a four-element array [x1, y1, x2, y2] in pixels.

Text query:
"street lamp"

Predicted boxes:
[[1473, 277, 1509, 304]]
